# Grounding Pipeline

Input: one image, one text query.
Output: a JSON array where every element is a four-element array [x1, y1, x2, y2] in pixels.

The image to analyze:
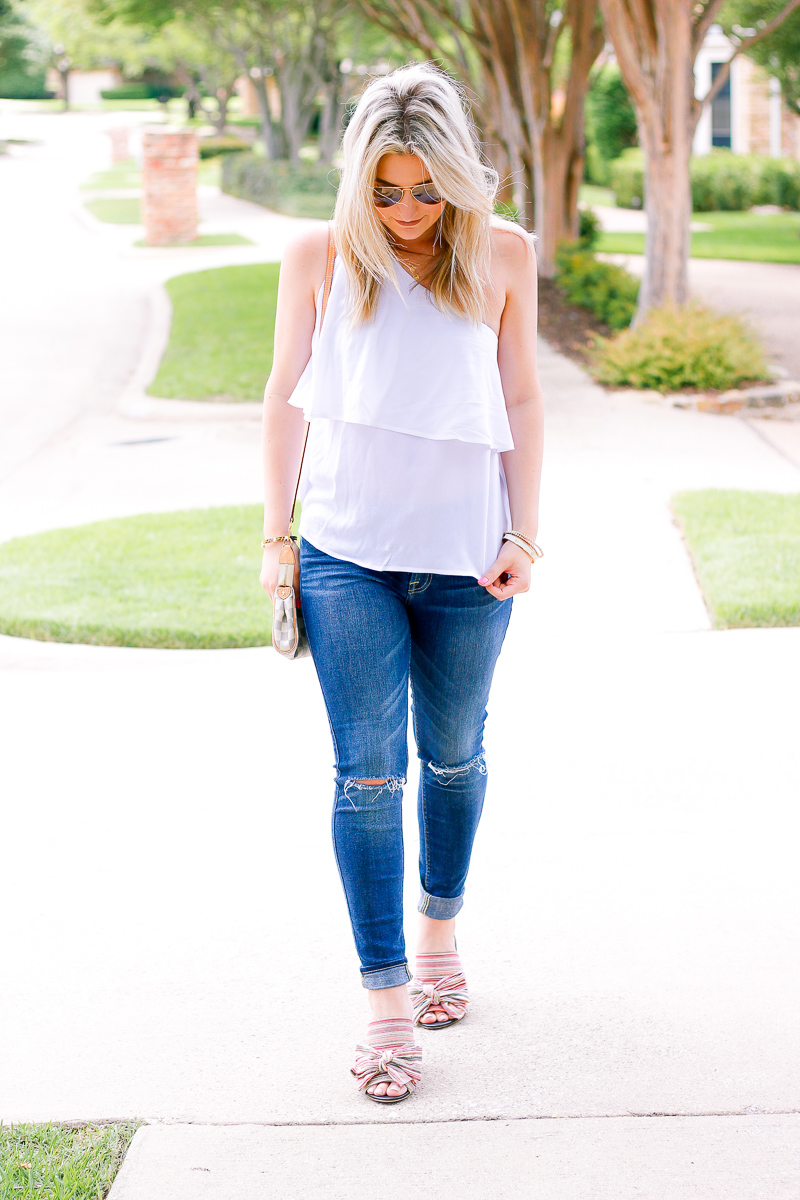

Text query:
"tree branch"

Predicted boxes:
[[691, 0, 726, 55], [696, 0, 800, 113]]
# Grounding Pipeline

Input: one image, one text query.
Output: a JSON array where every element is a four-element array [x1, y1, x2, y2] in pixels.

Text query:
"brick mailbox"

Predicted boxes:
[[108, 127, 129, 163], [142, 128, 199, 246]]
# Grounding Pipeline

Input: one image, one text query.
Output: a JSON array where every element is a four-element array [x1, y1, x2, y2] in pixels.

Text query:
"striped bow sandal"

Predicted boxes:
[[351, 1018, 422, 1104], [409, 950, 470, 1030]]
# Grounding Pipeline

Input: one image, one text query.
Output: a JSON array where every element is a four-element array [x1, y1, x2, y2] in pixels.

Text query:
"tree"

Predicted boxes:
[[91, 0, 354, 162], [221, 0, 350, 161], [356, 0, 605, 277], [720, 0, 800, 117], [597, 0, 800, 318], [0, 0, 49, 97], [25, 0, 158, 107], [586, 62, 637, 162]]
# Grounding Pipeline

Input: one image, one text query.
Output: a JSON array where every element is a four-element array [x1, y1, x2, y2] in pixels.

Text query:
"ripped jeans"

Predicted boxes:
[[299, 538, 512, 989]]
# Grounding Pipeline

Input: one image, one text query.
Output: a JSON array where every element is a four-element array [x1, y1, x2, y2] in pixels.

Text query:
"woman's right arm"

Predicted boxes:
[[260, 225, 329, 595]]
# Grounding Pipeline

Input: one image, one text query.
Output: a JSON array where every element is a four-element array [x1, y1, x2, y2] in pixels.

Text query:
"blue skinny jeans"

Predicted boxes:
[[299, 538, 512, 990]]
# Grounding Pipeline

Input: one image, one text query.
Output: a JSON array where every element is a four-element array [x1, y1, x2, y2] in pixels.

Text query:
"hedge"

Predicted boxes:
[[100, 84, 179, 101], [610, 147, 800, 211], [199, 135, 251, 159], [221, 152, 339, 219]]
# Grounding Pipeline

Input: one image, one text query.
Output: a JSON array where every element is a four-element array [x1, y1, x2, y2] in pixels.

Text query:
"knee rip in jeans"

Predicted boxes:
[[427, 752, 487, 786], [342, 776, 404, 810]]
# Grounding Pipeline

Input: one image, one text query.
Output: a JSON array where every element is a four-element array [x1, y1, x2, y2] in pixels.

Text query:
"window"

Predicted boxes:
[[711, 61, 732, 148]]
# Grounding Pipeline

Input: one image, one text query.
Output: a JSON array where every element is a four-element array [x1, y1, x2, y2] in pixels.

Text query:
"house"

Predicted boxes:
[[45, 68, 122, 106], [693, 24, 800, 159]]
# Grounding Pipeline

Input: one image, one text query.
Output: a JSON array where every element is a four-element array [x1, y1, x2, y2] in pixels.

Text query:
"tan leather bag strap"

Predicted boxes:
[[286, 222, 336, 538]]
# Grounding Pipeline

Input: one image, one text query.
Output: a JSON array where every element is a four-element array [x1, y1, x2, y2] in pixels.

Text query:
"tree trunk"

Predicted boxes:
[[638, 129, 692, 314], [59, 67, 70, 112], [275, 69, 308, 162], [214, 88, 233, 134], [597, 0, 712, 317], [535, 128, 585, 274], [318, 75, 344, 162], [251, 73, 280, 160]]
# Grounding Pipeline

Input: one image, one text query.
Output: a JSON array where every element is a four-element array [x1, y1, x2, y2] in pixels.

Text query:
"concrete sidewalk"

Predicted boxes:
[[1, 109, 799, 1198]]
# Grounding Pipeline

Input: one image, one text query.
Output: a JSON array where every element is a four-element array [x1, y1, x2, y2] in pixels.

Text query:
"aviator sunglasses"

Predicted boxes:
[[372, 181, 445, 208]]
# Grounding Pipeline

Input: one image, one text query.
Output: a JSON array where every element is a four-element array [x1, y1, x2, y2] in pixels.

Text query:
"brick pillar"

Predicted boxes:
[[142, 128, 199, 247], [108, 127, 129, 163]]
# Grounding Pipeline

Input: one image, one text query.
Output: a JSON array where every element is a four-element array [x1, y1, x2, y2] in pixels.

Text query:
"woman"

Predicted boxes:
[[260, 62, 543, 1103]]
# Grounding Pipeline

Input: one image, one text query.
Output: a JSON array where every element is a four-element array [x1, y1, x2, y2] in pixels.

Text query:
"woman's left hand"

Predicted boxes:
[[478, 541, 532, 600]]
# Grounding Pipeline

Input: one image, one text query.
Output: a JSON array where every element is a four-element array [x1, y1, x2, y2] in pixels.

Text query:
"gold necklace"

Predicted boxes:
[[395, 248, 439, 283]]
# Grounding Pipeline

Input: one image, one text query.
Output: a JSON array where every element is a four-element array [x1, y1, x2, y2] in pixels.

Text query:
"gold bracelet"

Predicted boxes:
[[502, 532, 543, 561], [261, 535, 297, 549], [504, 530, 543, 556]]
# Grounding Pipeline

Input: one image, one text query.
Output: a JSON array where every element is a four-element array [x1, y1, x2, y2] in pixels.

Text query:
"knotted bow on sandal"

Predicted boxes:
[[352, 1018, 422, 1104], [409, 951, 469, 1030]]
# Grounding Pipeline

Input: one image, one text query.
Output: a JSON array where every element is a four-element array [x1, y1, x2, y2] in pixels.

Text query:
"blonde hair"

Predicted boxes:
[[333, 62, 499, 326]]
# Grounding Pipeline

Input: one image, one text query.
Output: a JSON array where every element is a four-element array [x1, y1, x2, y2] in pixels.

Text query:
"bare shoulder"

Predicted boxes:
[[489, 217, 537, 273], [280, 222, 331, 295]]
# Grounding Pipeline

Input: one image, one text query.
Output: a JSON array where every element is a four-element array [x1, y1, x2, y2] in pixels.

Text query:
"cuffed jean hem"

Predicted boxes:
[[361, 962, 412, 990], [418, 887, 464, 919]]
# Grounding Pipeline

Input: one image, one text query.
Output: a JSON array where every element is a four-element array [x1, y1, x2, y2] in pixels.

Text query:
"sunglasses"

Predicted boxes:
[[372, 182, 445, 208]]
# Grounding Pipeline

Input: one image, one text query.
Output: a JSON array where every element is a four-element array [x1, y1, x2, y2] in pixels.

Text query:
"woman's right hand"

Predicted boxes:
[[259, 542, 300, 597]]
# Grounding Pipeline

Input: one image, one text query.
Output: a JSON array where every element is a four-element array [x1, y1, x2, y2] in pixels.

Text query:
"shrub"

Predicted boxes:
[[100, 84, 178, 101], [591, 303, 768, 391], [611, 148, 800, 212], [757, 156, 800, 210], [610, 148, 644, 209], [578, 206, 601, 249], [691, 152, 759, 211], [555, 242, 639, 330], [221, 152, 338, 219], [199, 135, 250, 159]]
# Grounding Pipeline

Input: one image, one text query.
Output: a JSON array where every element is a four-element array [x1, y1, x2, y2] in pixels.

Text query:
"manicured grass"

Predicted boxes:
[[134, 233, 253, 247], [150, 264, 279, 401], [0, 1121, 141, 1199], [598, 211, 800, 263], [80, 160, 141, 190], [579, 184, 616, 207], [0, 507, 272, 649], [84, 197, 141, 224], [672, 490, 800, 627]]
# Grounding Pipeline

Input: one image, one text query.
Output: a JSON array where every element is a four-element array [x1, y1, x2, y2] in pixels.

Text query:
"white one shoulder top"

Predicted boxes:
[[287, 251, 515, 578]]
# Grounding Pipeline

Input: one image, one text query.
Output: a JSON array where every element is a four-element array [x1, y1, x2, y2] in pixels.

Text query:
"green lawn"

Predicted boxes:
[[672, 490, 800, 627], [134, 233, 253, 247], [80, 160, 141, 190], [150, 264, 279, 401], [0, 507, 272, 648], [84, 196, 141, 224], [0, 1121, 140, 1199], [579, 184, 616, 207], [598, 211, 800, 264]]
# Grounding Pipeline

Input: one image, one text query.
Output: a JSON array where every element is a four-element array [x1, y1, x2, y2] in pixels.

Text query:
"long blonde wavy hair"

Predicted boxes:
[[333, 62, 499, 327]]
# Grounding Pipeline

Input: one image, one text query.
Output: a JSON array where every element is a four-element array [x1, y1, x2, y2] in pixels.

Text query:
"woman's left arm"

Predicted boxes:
[[479, 228, 544, 600]]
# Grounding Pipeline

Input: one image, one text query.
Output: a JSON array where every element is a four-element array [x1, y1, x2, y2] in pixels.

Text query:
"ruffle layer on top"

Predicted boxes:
[[287, 258, 515, 454]]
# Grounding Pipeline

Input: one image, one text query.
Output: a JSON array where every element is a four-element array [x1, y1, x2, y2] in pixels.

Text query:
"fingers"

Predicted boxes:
[[479, 546, 531, 600]]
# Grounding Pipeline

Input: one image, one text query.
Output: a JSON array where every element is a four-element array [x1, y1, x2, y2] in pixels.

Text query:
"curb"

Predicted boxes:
[[118, 258, 267, 422], [118, 284, 264, 422], [669, 380, 800, 416]]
